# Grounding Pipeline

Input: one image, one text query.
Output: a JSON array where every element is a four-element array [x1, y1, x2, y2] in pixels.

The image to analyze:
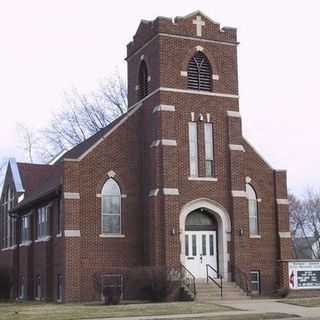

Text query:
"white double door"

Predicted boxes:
[[185, 230, 218, 279]]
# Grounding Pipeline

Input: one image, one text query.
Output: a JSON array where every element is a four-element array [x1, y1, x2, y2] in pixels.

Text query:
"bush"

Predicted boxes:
[[127, 266, 181, 302], [0, 267, 13, 300], [277, 287, 290, 298]]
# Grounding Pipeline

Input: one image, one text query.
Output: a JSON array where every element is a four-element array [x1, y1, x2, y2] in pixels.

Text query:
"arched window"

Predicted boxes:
[[138, 60, 149, 99], [246, 183, 259, 236], [101, 178, 121, 234], [187, 51, 212, 91], [186, 209, 217, 231]]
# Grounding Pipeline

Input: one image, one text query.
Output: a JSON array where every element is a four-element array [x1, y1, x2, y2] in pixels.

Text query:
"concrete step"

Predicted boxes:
[[195, 281, 249, 301]]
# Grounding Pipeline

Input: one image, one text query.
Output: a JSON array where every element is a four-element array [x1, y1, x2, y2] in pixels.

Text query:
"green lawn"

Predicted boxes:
[[0, 301, 234, 320], [279, 297, 320, 307]]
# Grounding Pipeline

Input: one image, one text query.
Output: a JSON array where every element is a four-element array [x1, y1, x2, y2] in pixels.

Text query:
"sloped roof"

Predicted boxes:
[[60, 112, 127, 160], [17, 162, 61, 194], [10, 162, 63, 214]]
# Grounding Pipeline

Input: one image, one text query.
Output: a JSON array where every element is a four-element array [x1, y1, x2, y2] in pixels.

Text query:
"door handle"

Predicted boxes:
[[200, 254, 203, 263]]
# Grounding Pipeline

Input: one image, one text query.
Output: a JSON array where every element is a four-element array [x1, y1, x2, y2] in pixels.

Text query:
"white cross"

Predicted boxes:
[[193, 15, 205, 37]]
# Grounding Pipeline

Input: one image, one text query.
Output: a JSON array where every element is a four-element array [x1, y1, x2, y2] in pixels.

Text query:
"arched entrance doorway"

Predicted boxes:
[[180, 198, 231, 281], [185, 209, 218, 278]]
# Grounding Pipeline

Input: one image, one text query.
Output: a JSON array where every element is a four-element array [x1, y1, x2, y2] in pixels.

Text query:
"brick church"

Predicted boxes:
[[0, 11, 293, 302]]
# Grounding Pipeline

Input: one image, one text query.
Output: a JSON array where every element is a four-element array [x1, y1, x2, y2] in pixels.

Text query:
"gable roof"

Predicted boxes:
[[17, 162, 61, 195], [4, 161, 63, 214], [60, 112, 127, 160], [11, 163, 63, 213]]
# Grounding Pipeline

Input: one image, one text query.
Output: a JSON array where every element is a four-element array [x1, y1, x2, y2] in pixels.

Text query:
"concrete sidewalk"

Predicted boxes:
[[218, 299, 320, 319], [88, 299, 320, 320]]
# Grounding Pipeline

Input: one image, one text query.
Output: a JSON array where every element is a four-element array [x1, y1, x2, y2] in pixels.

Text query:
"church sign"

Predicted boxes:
[[288, 261, 320, 290]]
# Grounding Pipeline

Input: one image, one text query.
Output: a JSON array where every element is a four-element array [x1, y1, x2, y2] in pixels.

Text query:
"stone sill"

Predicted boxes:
[[1, 245, 17, 251], [188, 176, 218, 182], [249, 235, 261, 239], [20, 241, 32, 247], [56, 233, 63, 238], [99, 234, 125, 238], [35, 236, 52, 243]]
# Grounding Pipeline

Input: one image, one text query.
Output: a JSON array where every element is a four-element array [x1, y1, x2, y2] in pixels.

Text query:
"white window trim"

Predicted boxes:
[[101, 179, 122, 236], [99, 234, 125, 238]]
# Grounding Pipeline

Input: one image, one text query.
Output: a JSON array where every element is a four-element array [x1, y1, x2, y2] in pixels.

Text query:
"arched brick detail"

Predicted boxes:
[[181, 46, 218, 76], [96, 172, 124, 195]]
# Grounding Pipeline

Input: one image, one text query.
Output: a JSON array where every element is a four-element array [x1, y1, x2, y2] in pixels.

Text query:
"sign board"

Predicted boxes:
[[288, 261, 320, 290]]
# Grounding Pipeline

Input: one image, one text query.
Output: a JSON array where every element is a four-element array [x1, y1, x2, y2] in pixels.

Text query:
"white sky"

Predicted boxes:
[[0, 0, 319, 195]]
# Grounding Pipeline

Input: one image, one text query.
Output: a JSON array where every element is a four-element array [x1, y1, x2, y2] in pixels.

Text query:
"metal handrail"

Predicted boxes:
[[206, 264, 223, 298], [181, 264, 196, 296], [233, 265, 251, 295]]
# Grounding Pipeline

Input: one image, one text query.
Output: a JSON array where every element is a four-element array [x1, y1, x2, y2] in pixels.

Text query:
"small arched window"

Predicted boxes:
[[188, 51, 212, 91], [246, 183, 259, 236], [138, 60, 149, 99], [101, 178, 121, 234]]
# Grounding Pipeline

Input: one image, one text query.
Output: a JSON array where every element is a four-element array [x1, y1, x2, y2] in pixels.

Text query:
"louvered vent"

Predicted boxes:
[[138, 61, 149, 99], [188, 52, 212, 91]]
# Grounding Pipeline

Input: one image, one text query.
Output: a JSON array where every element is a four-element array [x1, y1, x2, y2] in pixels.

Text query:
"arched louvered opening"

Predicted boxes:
[[138, 60, 149, 99], [187, 52, 212, 91]]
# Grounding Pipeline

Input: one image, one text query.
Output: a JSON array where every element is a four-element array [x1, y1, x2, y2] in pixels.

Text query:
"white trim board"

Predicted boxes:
[[63, 87, 238, 162], [64, 192, 80, 200], [163, 188, 179, 195], [126, 32, 237, 61], [160, 87, 239, 99], [232, 190, 247, 198], [150, 139, 177, 147], [229, 144, 245, 152], [152, 104, 176, 113], [277, 198, 289, 205], [64, 230, 81, 237]]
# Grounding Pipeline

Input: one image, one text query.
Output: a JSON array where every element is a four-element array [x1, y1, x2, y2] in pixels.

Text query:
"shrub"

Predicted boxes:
[[0, 267, 14, 300]]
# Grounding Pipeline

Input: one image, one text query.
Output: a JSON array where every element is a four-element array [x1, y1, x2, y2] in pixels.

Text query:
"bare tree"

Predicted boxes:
[[16, 123, 39, 163], [289, 190, 320, 259], [38, 73, 127, 161]]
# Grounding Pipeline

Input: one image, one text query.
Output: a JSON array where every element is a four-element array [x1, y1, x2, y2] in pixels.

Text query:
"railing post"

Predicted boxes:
[[206, 264, 208, 283]]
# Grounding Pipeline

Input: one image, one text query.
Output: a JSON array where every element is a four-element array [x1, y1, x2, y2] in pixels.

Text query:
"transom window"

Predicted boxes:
[[246, 183, 259, 236], [101, 179, 121, 235], [187, 51, 212, 91], [138, 60, 149, 99]]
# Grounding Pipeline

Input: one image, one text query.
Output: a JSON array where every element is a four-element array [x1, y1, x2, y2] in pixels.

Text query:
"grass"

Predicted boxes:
[[279, 297, 320, 307], [0, 301, 234, 320]]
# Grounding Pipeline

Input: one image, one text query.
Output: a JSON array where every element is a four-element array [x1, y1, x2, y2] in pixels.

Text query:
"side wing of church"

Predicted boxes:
[[0, 11, 293, 302]]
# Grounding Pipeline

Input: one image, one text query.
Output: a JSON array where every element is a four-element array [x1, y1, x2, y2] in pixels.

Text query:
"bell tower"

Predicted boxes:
[[126, 11, 243, 273]]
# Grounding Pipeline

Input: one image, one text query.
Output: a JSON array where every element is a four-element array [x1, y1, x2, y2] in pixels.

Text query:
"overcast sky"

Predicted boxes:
[[0, 0, 319, 195]]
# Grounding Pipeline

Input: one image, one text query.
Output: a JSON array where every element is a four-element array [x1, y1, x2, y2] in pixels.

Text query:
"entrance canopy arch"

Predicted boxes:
[[180, 198, 231, 280]]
